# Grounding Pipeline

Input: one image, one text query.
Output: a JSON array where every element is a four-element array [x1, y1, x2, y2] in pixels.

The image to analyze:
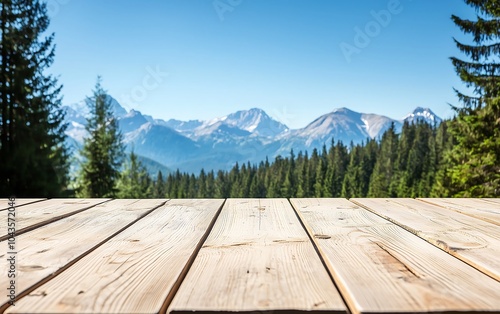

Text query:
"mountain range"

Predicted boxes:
[[63, 97, 442, 174]]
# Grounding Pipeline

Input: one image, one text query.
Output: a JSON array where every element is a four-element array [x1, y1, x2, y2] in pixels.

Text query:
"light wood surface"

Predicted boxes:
[[418, 198, 500, 226], [0, 198, 46, 210], [482, 198, 500, 205], [0, 199, 166, 310], [169, 199, 347, 313], [1, 198, 499, 314], [7, 199, 223, 314], [352, 198, 500, 281], [0, 198, 110, 240], [291, 198, 500, 314]]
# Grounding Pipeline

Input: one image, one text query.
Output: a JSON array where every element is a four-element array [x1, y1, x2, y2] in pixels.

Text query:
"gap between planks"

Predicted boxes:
[[0, 199, 169, 313], [0, 198, 112, 241], [290, 198, 500, 314], [6, 199, 225, 314], [417, 198, 500, 226], [351, 198, 500, 282], [0, 199, 47, 211], [158, 199, 226, 313], [287, 198, 353, 314], [168, 198, 347, 314]]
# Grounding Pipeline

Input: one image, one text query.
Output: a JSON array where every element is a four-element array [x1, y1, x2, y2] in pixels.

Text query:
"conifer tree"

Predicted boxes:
[[341, 144, 363, 198], [368, 123, 398, 197], [360, 139, 378, 196], [431, 121, 454, 196], [404, 122, 435, 197], [0, 0, 69, 196], [77, 78, 124, 197], [390, 122, 415, 196], [296, 151, 310, 197], [215, 170, 229, 198], [281, 150, 296, 197], [205, 170, 216, 198], [116, 150, 152, 198], [442, 0, 500, 196], [313, 158, 326, 197], [197, 169, 207, 198], [154, 171, 166, 198]]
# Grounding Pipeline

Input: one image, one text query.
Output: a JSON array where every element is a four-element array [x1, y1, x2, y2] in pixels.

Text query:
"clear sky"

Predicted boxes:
[[46, 0, 476, 129]]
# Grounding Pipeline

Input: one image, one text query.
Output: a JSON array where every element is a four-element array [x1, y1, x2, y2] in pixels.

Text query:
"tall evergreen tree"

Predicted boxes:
[[390, 122, 415, 196], [204, 170, 216, 198], [360, 139, 379, 196], [432, 121, 454, 196], [153, 170, 166, 198], [281, 149, 296, 197], [442, 0, 500, 196], [341, 143, 363, 198], [296, 151, 309, 197], [368, 123, 398, 197], [116, 150, 152, 198], [76, 78, 124, 197], [0, 0, 69, 197]]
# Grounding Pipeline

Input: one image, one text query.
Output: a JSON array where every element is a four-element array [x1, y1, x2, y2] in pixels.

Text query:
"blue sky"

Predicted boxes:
[[46, 0, 475, 129]]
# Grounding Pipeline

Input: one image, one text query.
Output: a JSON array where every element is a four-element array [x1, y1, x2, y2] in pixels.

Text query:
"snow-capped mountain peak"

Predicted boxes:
[[195, 107, 288, 138], [285, 107, 396, 147], [403, 107, 442, 125], [66, 95, 128, 119]]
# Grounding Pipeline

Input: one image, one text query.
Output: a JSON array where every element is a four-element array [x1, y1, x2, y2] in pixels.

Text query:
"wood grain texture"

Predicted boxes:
[[0, 199, 166, 310], [0, 198, 46, 210], [0, 198, 110, 240], [291, 198, 500, 314], [418, 198, 500, 226], [483, 198, 500, 205], [352, 198, 500, 281], [6, 199, 223, 314], [169, 198, 346, 314]]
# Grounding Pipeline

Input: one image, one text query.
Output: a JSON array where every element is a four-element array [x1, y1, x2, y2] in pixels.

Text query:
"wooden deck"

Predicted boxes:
[[1, 198, 499, 314]]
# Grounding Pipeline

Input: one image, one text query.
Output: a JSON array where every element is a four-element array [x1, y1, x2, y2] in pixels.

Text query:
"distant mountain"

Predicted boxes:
[[303, 107, 396, 143], [64, 95, 129, 145], [163, 119, 203, 134], [62, 97, 442, 173], [136, 155, 171, 177], [403, 107, 442, 125], [66, 95, 127, 119], [275, 108, 401, 155], [119, 109, 149, 133], [217, 108, 289, 138], [123, 122, 200, 166], [164, 108, 288, 139]]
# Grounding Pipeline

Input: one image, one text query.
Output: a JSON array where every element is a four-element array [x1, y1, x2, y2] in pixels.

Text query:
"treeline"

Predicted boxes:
[[128, 121, 451, 198]]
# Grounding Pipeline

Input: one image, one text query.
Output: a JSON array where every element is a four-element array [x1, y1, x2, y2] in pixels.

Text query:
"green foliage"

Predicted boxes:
[[0, 0, 70, 197], [368, 123, 398, 197], [116, 150, 153, 198], [439, 98, 500, 196], [76, 78, 124, 197], [440, 0, 500, 197]]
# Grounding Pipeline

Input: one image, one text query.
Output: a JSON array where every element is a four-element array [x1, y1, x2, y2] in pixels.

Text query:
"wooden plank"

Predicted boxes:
[[169, 199, 346, 314], [6, 199, 223, 314], [352, 198, 500, 281], [291, 198, 500, 314], [0, 198, 46, 210], [483, 198, 500, 205], [0, 198, 110, 240], [418, 198, 500, 226], [0, 199, 167, 310]]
